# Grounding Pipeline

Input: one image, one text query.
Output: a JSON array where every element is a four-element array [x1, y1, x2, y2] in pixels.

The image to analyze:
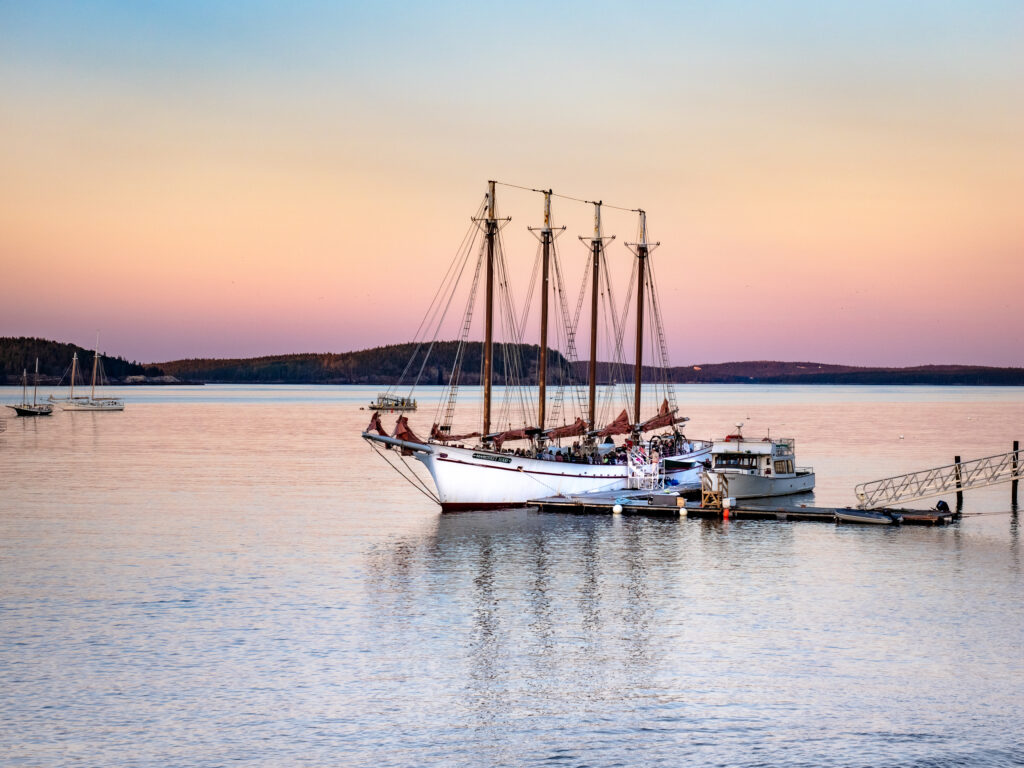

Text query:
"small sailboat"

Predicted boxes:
[[50, 338, 125, 412], [7, 358, 54, 416]]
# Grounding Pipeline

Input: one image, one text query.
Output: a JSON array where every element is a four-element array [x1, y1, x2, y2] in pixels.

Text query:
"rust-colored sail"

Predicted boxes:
[[545, 417, 588, 440], [639, 399, 682, 432], [430, 423, 481, 442], [597, 408, 632, 437], [366, 411, 388, 436], [392, 415, 423, 444], [493, 427, 532, 449]]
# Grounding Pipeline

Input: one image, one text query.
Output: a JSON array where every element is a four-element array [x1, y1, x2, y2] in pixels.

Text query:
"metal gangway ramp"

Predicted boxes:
[[856, 449, 1022, 509]]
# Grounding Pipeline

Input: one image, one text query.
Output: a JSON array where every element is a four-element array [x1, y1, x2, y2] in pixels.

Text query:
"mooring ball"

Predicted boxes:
[[613, 504, 623, 514]]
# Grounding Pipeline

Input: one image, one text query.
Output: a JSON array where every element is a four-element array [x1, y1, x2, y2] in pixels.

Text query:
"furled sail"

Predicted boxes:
[[597, 409, 632, 438], [430, 423, 482, 442], [366, 411, 388, 436], [493, 427, 533, 449], [544, 417, 588, 440], [393, 415, 424, 444], [639, 399, 687, 432]]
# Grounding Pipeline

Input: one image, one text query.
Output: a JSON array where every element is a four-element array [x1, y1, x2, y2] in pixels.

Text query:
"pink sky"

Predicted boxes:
[[1, 2, 1021, 365]]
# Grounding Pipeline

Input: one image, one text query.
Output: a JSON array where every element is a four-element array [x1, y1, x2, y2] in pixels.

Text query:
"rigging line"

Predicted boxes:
[[394, 198, 483, 390], [366, 440, 439, 504], [411, 237, 475, 390], [492, 180, 642, 214], [602, 245, 628, 390], [438, 237, 486, 430], [436, 245, 485, 429], [645, 279, 659, 412], [396, 450, 440, 502], [409, 222, 482, 397], [645, 254, 678, 412], [599, 278, 619, 424], [517, 242, 542, 342], [549, 242, 581, 421], [502, 233, 537, 427], [494, 234, 525, 429], [571, 250, 591, 340], [614, 257, 637, 414], [550, 285, 573, 427], [394, 199, 485, 398]]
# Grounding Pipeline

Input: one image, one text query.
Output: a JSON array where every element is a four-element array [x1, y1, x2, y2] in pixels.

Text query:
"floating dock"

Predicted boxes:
[[529, 490, 958, 525]]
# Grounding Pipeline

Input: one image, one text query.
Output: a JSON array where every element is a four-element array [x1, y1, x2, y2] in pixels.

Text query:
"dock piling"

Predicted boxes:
[[1013, 440, 1019, 510], [954, 455, 963, 509]]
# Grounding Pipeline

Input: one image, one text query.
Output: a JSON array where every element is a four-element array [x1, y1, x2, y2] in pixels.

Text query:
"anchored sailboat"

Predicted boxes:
[[50, 338, 125, 412], [7, 358, 54, 416], [362, 181, 709, 510]]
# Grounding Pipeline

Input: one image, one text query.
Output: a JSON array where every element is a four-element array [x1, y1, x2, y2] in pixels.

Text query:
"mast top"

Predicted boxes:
[[487, 180, 496, 221], [626, 209, 659, 255], [543, 189, 552, 231]]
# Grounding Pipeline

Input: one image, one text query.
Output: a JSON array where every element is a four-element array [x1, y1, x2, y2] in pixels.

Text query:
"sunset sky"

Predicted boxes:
[[2, 1, 1021, 366]]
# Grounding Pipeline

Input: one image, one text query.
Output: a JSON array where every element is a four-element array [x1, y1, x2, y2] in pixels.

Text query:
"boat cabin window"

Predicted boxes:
[[774, 459, 794, 474], [714, 454, 758, 469]]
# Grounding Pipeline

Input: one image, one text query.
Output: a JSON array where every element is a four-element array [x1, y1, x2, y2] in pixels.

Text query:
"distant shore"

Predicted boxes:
[[3, 337, 1023, 386]]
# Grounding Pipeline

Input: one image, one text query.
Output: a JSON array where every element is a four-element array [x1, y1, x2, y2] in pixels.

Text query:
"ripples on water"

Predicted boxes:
[[1, 385, 1022, 767]]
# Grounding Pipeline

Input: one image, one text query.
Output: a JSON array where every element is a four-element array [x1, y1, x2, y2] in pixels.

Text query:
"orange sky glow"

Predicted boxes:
[[1, 2, 1022, 366]]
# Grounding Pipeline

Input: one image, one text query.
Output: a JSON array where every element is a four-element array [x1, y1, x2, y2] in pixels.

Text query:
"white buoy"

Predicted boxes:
[[612, 504, 623, 514]]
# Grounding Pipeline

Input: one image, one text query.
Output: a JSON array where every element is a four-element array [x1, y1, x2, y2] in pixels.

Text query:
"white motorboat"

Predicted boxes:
[[705, 423, 815, 499], [363, 182, 710, 510]]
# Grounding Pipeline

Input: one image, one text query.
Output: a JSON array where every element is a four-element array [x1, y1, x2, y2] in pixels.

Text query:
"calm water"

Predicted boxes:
[[1, 385, 1022, 767]]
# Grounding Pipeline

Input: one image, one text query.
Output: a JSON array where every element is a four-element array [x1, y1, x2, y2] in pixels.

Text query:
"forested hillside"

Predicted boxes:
[[0, 337, 155, 383], [156, 342, 576, 384], [4, 337, 1022, 385]]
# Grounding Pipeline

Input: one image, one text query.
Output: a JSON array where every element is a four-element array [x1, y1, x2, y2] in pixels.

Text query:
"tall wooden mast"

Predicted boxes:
[[633, 211, 647, 427], [482, 181, 496, 437], [625, 211, 657, 428], [537, 190, 552, 430], [588, 203, 602, 429], [90, 332, 101, 401]]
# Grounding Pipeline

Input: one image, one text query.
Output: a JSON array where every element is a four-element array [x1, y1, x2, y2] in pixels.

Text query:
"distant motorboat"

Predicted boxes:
[[370, 393, 417, 412], [7, 358, 54, 417], [705, 423, 815, 499], [49, 336, 125, 412]]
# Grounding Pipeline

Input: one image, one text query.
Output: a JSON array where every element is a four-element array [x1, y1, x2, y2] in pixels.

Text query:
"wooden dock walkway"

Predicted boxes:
[[529, 490, 958, 525]]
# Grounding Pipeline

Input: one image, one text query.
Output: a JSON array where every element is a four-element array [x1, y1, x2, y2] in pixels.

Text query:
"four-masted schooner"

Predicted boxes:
[[362, 181, 709, 510]]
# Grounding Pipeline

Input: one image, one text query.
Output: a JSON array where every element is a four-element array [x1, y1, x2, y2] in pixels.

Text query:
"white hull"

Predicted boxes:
[[367, 434, 709, 510], [419, 445, 627, 510], [708, 470, 815, 499], [57, 398, 125, 412]]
